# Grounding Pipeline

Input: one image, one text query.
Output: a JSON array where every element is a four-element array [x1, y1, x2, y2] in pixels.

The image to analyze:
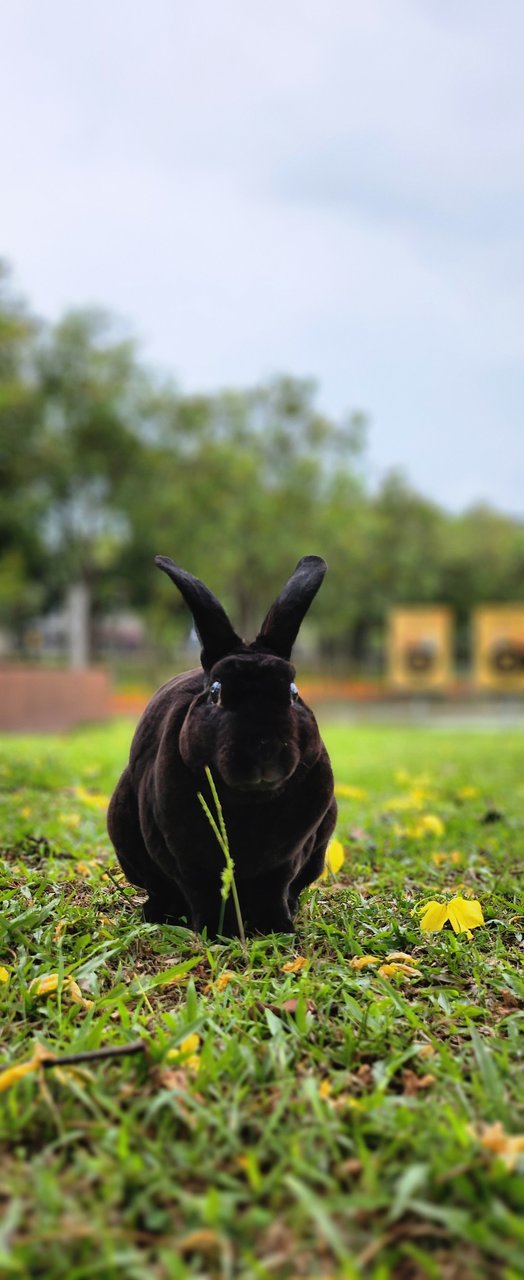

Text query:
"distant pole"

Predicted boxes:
[[68, 582, 90, 669]]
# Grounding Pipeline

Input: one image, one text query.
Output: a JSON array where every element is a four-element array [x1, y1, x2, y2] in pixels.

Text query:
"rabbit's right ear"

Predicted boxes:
[[255, 555, 327, 660], [155, 556, 244, 670]]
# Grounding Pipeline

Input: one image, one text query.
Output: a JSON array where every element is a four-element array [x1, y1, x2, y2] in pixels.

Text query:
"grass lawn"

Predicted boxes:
[[1, 719, 524, 1279]]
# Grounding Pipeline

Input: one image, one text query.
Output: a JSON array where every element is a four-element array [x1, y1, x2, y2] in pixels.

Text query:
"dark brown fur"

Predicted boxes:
[[107, 555, 336, 936]]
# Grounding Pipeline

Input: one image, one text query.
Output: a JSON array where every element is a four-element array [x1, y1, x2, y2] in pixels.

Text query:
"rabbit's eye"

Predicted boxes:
[[209, 681, 222, 705], [290, 683, 299, 704]]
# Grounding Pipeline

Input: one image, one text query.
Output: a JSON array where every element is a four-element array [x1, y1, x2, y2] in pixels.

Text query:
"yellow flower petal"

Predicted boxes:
[[335, 784, 367, 800], [0, 1043, 53, 1093], [475, 1122, 524, 1171], [349, 955, 381, 969], [179, 1033, 200, 1055], [384, 789, 427, 812], [420, 901, 450, 932], [377, 962, 422, 979], [415, 814, 445, 837], [59, 812, 81, 827], [325, 839, 345, 875], [446, 897, 485, 934], [31, 974, 59, 996], [0, 966, 10, 983], [213, 970, 237, 991], [66, 979, 94, 1009], [281, 956, 308, 973], [167, 1033, 201, 1071], [0, 1059, 37, 1093], [319, 1079, 332, 1098], [29, 973, 93, 1007], [416, 1043, 436, 1058], [73, 786, 109, 811]]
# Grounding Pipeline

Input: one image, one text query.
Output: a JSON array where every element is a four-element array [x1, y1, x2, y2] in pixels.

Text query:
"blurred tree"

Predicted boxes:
[[299, 469, 448, 668], [439, 504, 524, 662], [440, 504, 524, 618], [35, 309, 148, 661], [116, 377, 368, 647], [0, 262, 46, 643], [3, 264, 524, 674]]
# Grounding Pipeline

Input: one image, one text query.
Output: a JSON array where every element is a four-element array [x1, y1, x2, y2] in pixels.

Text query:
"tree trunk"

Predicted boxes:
[[67, 581, 90, 668]]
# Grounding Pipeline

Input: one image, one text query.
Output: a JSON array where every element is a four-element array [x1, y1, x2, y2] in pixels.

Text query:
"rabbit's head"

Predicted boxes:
[[155, 555, 327, 793]]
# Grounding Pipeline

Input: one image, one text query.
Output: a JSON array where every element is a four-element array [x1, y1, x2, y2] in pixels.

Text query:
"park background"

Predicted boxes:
[[2, 8, 524, 1277], [1, 1, 524, 727]]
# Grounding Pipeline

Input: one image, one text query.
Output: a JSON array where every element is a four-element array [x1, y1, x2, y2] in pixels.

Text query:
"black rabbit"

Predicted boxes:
[[107, 554, 337, 936]]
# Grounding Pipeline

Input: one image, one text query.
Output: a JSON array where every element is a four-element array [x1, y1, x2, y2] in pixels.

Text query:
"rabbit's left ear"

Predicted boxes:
[[255, 556, 327, 660]]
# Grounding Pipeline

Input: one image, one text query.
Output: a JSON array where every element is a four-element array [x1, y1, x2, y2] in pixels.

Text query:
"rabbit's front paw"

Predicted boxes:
[[251, 908, 295, 935], [143, 893, 188, 926]]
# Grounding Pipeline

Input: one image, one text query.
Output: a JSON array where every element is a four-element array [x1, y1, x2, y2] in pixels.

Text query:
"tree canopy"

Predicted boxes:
[[1, 263, 523, 664]]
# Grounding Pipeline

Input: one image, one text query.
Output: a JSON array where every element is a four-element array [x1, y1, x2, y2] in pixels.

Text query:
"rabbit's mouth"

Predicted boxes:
[[219, 763, 293, 795], [216, 737, 298, 795], [234, 777, 287, 794]]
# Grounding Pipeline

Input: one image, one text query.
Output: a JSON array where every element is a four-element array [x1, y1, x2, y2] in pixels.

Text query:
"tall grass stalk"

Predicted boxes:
[[197, 765, 246, 946]]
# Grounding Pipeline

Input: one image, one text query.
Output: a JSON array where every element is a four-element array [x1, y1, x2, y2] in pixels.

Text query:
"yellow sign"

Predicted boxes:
[[388, 607, 453, 690], [473, 607, 524, 689]]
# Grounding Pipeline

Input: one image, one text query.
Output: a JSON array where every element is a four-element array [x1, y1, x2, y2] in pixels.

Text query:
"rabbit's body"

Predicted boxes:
[[108, 556, 337, 935]]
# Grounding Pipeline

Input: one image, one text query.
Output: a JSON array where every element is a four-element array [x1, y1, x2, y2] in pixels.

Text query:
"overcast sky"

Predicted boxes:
[[2, 1, 523, 513]]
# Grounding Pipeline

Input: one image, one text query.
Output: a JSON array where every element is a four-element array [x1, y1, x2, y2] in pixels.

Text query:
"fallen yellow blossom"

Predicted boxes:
[[319, 1079, 332, 1099], [350, 951, 418, 972], [320, 838, 345, 878], [167, 1033, 201, 1071], [432, 850, 463, 867], [415, 1043, 436, 1058], [0, 966, 10, 983], [212, 970, 237, 992], [75, 861, 93, 877], [0, 1043, 53, 1094], [393, 813, 445, 839], [335, 784, 367, 800], [377, 962, 422, 979], [333, 1095, 362, 1111], [420, 896, 485, 934], [73, 786, 110, 811], [413, 813, 445, 837], [474, 1122, 524, 1171], [395, 770, 433, 788], [281, 956, 308, 974], [383, 788, 427, 813], [29, 973, 93, 1009]]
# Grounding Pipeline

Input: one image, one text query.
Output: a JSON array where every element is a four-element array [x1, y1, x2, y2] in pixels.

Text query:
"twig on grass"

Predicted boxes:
[[41, 1038, 147, 1069]]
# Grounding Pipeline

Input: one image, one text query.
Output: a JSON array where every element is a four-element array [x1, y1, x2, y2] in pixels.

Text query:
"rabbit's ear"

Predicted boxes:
[[155, 556, 244, 669], [255, 555, 327, 660]]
